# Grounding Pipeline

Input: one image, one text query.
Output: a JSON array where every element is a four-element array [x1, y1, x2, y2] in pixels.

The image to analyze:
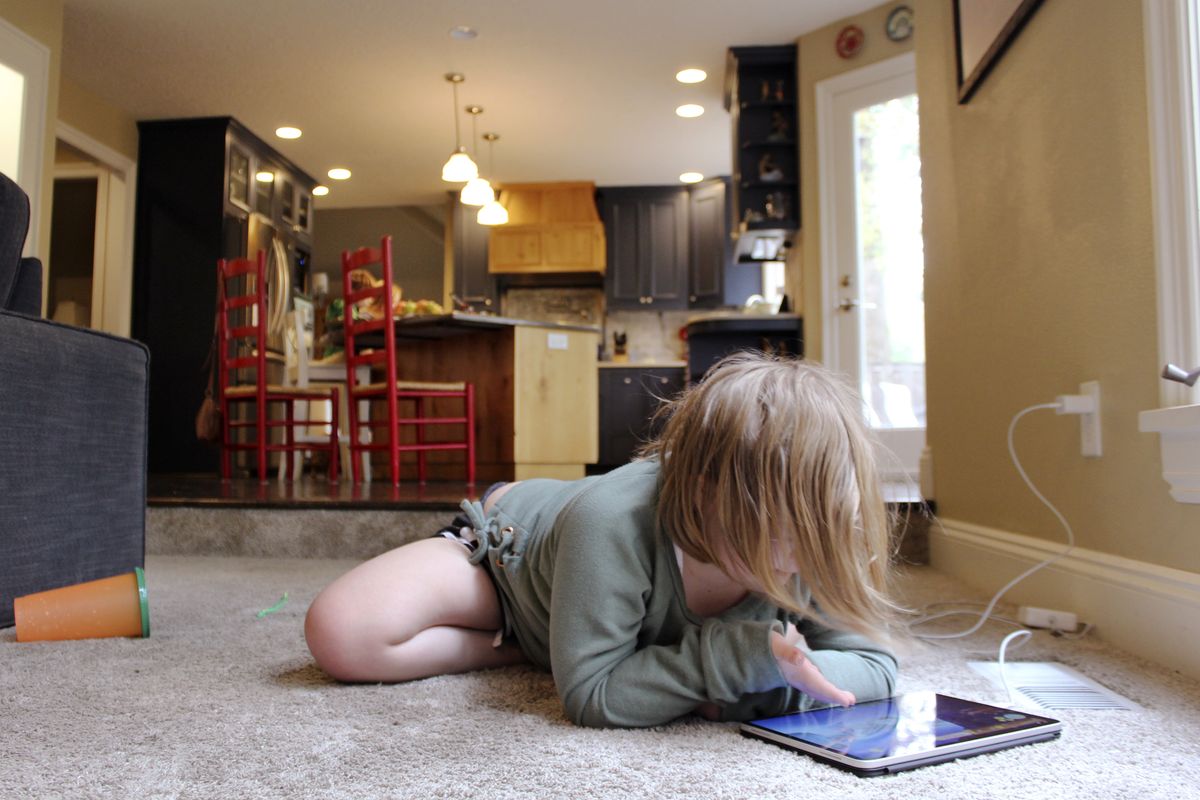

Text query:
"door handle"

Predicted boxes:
[[837, 298, 859, 312]]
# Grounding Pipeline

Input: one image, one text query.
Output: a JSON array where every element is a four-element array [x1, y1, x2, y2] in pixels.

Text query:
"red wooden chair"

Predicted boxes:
[[217, 251, 339, 482], [341, 236, 475, 486]]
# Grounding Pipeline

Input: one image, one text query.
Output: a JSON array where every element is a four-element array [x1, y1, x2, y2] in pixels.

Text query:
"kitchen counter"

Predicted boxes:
[[369, 315, 600, 482], [392, 311, 600, 339], [598, 360, 687, 369]]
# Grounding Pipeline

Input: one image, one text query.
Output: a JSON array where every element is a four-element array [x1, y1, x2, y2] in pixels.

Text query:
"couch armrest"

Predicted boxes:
[[8, 257, 42, 316], [0, 310, 150, 628]]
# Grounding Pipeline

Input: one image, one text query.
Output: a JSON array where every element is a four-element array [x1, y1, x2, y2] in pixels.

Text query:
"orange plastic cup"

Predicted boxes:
[[14, 567, 150, 642]]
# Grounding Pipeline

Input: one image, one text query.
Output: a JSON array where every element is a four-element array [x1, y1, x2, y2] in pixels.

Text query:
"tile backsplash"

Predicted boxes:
[[502, 288, 604, 327], [604, 309, 691, 363], [499, 288, 703, 364]]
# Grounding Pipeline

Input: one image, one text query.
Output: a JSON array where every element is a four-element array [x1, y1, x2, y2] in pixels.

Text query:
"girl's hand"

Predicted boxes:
[[770, 624, 856, 707]]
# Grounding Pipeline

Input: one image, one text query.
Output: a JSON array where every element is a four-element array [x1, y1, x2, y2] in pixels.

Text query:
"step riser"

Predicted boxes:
[[148, 507, 453, 560], [150, 506, 929, 564]]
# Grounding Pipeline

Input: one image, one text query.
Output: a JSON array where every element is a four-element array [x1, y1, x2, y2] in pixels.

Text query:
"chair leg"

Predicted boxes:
[[283, 400, 296, 482], [416, 397, 427, 485], [466, 383, 476, 487], [347, 389, 361, 484], [257, 399, 268, 484], [388, 391, 401, 488], [221, 398, 231, 480], [328, 390, 339, 483]]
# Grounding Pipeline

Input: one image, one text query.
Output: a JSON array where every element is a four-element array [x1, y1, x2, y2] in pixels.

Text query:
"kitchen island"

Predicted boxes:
[[366, 312, 600, 483]]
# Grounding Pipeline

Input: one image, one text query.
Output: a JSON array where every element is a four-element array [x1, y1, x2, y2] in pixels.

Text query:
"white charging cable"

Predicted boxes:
[[909, 402, 1078, 641]]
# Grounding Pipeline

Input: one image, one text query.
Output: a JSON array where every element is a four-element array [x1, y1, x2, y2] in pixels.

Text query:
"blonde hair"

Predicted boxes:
[[640, 352, 903, 642]]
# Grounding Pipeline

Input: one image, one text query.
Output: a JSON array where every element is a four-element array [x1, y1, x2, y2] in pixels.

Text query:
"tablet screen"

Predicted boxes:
[[748, 692, 1058, 761]]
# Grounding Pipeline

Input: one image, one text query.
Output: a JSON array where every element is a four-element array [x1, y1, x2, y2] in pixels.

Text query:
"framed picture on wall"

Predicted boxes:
[[953, 0, 1046, 104]]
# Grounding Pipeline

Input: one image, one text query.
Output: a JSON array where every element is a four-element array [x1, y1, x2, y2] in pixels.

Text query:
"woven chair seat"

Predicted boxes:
[[225, 384, 339, 398], [356, 379, 467, 394]]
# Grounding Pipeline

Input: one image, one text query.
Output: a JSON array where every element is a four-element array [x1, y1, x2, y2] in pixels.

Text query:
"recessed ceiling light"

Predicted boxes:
[[679, 172, 704, 184], [675, 104, 704, 118], [274, 126, 302, 139], [255, 170, 275, 183], [449, 26, 477, 40], [327, 168, 351, 180], [312, 185, 329, 196], [675, 68, 707, 84]]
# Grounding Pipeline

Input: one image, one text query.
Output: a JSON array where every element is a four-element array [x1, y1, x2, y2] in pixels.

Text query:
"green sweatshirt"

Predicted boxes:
[[475, 459, 897, 729]]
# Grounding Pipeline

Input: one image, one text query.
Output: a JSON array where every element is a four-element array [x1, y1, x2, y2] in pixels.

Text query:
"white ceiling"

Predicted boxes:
[[60, 0, 882, 208]]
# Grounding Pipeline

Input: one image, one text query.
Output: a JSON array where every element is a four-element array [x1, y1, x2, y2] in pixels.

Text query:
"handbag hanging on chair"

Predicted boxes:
[[195, 297, 223, 443]]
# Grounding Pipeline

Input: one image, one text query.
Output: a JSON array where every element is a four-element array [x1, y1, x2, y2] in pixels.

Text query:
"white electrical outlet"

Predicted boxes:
[[1079, 381, 1101, 457], [1018, 605, 1080, 632]]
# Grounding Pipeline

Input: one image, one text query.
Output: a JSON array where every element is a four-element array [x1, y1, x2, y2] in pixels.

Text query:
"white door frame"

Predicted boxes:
[[0, 16, 50, 260], [55, 122, 137, 337], [816, 52, 922, 482]]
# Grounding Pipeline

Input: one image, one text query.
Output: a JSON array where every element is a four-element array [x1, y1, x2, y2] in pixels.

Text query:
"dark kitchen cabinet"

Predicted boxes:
[[600, 187, 689, 310], [133, 116, 318, 474], [597, 366, 686, 467], [725, 45, 799, 263], [600, 180, 758, 311], [688, 177, 734, 309]]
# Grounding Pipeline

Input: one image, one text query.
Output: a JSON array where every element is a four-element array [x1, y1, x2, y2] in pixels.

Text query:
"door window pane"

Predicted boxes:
[[854, 93, 925, 428]]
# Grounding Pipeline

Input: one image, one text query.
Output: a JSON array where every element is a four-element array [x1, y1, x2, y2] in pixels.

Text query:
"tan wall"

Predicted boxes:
[[913, 0, 1200, 570], [0, 0, 63, 265], [58, 74, 138, 161], [796, 2, 916, 362]]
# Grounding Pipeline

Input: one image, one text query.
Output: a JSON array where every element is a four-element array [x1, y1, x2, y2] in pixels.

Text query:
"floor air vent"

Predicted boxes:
[[968, 661, 1141, 711]]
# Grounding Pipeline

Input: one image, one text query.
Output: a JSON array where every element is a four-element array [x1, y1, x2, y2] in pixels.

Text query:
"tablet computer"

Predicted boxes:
[[740, 692, 1061, 776]]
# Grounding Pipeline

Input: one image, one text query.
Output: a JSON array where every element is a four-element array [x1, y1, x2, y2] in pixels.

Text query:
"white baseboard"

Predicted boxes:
[[930, 518, 1200, 681]]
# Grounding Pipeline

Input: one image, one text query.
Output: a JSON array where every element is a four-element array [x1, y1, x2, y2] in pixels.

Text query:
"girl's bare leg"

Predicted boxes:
[[305, 538, 526, 683]]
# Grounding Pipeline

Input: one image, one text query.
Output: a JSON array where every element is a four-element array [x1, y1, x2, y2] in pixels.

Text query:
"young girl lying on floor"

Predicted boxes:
[[305, 352, 902, 728]]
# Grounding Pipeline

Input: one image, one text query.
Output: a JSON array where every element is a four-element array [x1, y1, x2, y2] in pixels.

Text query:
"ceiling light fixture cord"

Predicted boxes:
[[451, 77, 463, 147], [468, 105, 482, 159]]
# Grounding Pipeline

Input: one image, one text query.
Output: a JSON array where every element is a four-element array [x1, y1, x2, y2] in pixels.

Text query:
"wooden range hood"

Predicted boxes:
[[487, 181, 606, 275]]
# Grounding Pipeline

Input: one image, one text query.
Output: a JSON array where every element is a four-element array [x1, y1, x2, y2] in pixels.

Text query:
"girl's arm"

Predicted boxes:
[[715, 614, 898, 722], [547, 496, 787, 729]]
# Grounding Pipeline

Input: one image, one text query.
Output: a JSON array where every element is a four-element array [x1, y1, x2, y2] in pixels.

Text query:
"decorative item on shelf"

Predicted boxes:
[[774, 79, 786, 102], [441, 73, 479, 182], [460, 106, 494, 206], [760, 78, 772, 103], [886, 5, 914, 42], [758, 153, 784, 183], [767, 110, 790, 142], [764, 192, 789, 221], [742, 208, 765, 225], [836, 24, 865, 59], [476, 132, 509, 226]]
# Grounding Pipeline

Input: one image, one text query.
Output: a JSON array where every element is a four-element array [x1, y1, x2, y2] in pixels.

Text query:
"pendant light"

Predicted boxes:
[[459, 106, 495, 206], [477, 132, 509, 226], [441, 73, 478, 182]]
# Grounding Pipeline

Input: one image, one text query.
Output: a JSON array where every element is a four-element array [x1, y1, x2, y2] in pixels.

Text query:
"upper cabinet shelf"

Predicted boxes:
[[724, 44, 799, 262]]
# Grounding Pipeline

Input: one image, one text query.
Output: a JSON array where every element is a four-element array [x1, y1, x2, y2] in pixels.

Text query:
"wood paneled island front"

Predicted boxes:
[[375, 312, 600, 483]]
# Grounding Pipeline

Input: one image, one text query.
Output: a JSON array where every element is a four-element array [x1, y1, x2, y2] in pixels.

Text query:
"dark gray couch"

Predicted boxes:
[[0, 171, 149, 629]]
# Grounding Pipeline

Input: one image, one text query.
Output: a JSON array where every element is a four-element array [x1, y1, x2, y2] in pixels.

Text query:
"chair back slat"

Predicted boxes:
[[340, 236, 398, 397], [216, 252, 268, 407]]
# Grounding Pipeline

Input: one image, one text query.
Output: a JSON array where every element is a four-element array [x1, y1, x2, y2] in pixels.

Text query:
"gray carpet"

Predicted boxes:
[[2, 555, 1199, 799]]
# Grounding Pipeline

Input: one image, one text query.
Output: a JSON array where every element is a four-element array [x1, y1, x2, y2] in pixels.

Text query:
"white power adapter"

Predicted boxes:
[[1018, 605, 1079, 632]]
